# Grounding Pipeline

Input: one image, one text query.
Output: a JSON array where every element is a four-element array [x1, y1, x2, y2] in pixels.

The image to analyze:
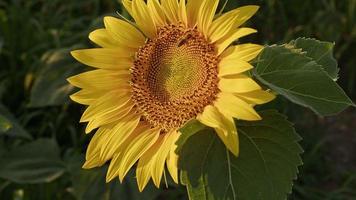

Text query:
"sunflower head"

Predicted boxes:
[[68, 0, 275, 191], [132, 23, 220, 131]]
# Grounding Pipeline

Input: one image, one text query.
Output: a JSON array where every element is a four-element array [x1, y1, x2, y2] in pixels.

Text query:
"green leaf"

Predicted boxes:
[[0, 114, 11, 132], [289, 38, 339, 80], [178, 110, 303, 200], [254, 45, 354, 116], [0, 104, 32, 139], [0, 139, 66, 183], [176, 119, 207, 153], [28, 48, 82, 107]]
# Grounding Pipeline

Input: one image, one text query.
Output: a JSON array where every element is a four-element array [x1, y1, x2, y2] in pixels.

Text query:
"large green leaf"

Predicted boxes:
[[178, 110, 303, 200], [0, 104, 32, 139], [254, 44, 354, 116], [0, 139, 65, 183], [176, 119, 206, 153], [289, 38, 339, 80], [28, 48, 82, 107]]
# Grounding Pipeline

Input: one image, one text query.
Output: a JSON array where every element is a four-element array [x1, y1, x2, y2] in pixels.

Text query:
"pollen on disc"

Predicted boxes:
[[131, 23, 220, 131]]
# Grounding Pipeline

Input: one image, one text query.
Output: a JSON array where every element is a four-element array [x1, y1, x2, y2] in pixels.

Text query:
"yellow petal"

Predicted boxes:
[[67, 69, 130, 90], [221, 44, 263, 62], [198, 0, 219, 35], [82, 151, 103, 169], [85, 100, 134, 133], [122, 0, 133, 16], [147, 0, 166, 26], [99, 112, 141, 162], [215, 93, 261, 121], [166, 131, 180, 183], [118, 128, 160, 181], [70, 89, 106, 105], [151, 132, 177, 188], [219, 74, 261, 93], [208, 10, 239, 42], [85, 128, 110, 160], [84, 127, 112, 168], [106, 125, 152, 182], [209, 5, 258, 42], [233, 5, 259, 28], [103, 16, 145, 48], [186, 0, 203, 27], [178, 0, 188, 26], [88, 29, 118, 48], [217, 28, 257, 55], [70, 49, 134, 69], [235, 90, 276, 105], [70, 86, 131, 105], [161, 0, 179, 23], [219, 113, 239, 156], [131, 0, 156, 38], [80, 91, 130, 122], [106, 152, 124, 182], [219, 59, 254, 77], [136, 135, 165, 191], [197, 105, 239, 155], [197, 105, 224, 128]]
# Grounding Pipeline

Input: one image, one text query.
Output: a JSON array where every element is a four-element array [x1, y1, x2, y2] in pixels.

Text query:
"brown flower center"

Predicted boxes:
[[131, 23, 220, 131]]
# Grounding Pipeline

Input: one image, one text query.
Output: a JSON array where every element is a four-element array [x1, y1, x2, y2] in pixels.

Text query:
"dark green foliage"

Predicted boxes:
[[65, 154, 161, 200], [0, 0, 355, 199], [0, 104, 32, 139], [28, 48, 83, 107], [0, 139, 65, 184]]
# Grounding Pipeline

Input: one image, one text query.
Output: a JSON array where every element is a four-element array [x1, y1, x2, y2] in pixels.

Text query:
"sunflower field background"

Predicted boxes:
[[0, 0, 355, 199]]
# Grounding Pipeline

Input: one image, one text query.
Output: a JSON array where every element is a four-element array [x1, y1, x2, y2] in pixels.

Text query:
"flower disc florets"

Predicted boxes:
[[131, 23, 220, 131]]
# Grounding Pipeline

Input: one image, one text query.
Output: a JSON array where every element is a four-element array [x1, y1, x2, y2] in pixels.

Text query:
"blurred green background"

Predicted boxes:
[[0, 0, 355, 199]]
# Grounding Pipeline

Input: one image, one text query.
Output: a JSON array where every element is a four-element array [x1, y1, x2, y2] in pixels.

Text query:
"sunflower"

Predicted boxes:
[[68, 0, 275, 191]]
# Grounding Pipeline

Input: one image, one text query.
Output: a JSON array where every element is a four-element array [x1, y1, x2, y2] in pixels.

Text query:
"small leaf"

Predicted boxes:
[[289, 37, 339, 80], [28, 48, 83, 107], [0, 139, 65, 183], [0, 114, 11, 132], [254, 45, 354, 116], [0, 104, 32, 139], [178, 110, 303, 200]]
